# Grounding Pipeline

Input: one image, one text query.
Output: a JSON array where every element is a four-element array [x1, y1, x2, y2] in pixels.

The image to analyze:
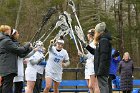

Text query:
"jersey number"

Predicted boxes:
[[54, 58, 60, 63]]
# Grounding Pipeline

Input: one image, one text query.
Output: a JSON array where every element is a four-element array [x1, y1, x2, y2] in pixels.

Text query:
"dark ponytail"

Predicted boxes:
[[59, 35, 64, 40]]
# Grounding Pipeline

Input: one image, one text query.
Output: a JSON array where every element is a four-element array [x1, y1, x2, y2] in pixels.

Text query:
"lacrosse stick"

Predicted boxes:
[[44, 13, 72, 57], [63, 11, 80, 53], [42, 13, 70, 43], [44, 29, 69, 57], [63, 11, 83, 53], [38, 21, 57, 41], [75, 26, 86, 53], [75, 26, 86, 43], [68, 0, 86, 42], [30, 7, 56, 43], [53, 29, 69, 41], [45, 28, 70, 57], [42, 26, 57, 43]]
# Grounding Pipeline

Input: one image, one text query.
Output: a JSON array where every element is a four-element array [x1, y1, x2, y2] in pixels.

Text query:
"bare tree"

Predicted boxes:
[[118, 0, 124, 54], [15, 0, 23, 29]]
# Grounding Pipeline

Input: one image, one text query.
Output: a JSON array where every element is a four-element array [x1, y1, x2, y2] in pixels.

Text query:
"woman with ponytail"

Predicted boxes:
[[43, 36, 70, 93]]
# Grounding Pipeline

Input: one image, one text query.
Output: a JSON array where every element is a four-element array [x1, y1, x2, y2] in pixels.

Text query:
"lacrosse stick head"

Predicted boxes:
[[44, 7, 57, 21], [54, 29, 69, 41], [68, 0, 76, 12], [55, 14, 69, 30], [59, 15, 65, 22], [68, 0, 75, 7], [63, 11, 72, 23], [75, 26, 86, 43], [59, 13, 70, 30], [68, 29, 74, 39]]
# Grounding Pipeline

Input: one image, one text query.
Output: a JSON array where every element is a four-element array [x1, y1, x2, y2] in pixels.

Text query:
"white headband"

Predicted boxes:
[[12, 29, 17, 35], [57, 40, 64, 44]]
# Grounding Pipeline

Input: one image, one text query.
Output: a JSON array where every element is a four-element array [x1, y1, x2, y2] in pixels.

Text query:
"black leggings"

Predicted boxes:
[[33, 73, 42, 93], [123, 90, 131, 93], [14, 81, 23, 93], [0, 73, 16, 93]]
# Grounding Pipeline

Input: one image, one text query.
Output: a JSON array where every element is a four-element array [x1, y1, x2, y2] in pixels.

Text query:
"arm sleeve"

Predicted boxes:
[[86, 45, 95, 55], [24, 50, 36, 58], [113, 56, 121, 63], [64, 51, 69, 61], [118, 56, 121, 62], [4, 39, 30, 55], [18, 47, 33, 58], [48, 44, 54, 53]]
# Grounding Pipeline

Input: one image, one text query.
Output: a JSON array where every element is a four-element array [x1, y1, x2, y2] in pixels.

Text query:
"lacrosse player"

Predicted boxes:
[[25, 41, 46, 93], [43, 36, 70, 93], [78, 29, 100, 93]]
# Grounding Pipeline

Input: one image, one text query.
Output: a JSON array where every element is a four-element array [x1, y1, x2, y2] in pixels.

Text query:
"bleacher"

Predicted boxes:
[[41, 79, 140, 92], [41, 68, 140, 93]]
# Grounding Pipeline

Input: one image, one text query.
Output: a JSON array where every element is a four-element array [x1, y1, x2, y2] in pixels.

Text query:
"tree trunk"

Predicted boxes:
[[127, 0, 133, 54], [118, 0, 124, 54], [15, 0, 23, 29], [113, 0, 120, 49], [134, 2, 140, 66]]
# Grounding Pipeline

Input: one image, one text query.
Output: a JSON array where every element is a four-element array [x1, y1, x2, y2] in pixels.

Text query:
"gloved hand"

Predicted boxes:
[[112, 50, 120, 58], [23, 42, 32, 50], [80, 56, 86, 63]]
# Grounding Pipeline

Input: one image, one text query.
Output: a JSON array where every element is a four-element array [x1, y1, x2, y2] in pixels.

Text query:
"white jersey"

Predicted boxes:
[[85, 41, 96, 79], [26, 60, 38, 69], [25, 51, 45, 81], [46, 46, 69, 74], [26, 63, 44, 74], [26, 51, 45, 72]]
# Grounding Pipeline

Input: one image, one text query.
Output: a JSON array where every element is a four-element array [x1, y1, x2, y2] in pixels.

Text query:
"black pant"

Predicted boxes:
[[97, 75, 109, 93], [13, 81, 23, 93], [0, 73, 16, 93], [122, 90, 131, 93], [108, 74, 116, 93], [33, 73, 43, 93]]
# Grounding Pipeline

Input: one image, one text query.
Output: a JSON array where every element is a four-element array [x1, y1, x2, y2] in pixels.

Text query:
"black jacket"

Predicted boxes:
[[94, 33, 112, 76], [0, 33, 31, 76], [86, 32, 112, 76], [12, 39, 32, 58]]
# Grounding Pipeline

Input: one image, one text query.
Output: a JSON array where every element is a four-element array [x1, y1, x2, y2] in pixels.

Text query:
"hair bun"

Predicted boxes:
[[60, 35, 64, 40]]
